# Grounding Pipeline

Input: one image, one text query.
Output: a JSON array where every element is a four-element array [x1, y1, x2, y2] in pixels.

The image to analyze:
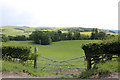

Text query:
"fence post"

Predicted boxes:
[[87, 56, 91, 70], [34, 47, 38, 69]]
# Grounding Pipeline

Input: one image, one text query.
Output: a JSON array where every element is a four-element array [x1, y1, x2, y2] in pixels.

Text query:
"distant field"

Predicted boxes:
[[62, 31, 118, 36], [1, 26, 118, 37], [80, 32, 91, 36], [106, 32, 118, 35]]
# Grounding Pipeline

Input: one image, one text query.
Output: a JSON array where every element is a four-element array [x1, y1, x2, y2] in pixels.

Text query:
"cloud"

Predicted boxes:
[[0, 0, 119, 30]]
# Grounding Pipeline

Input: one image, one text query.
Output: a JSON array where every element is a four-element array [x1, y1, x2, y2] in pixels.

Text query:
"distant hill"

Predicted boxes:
[[0, 26, 117, 36], [104, 29, 120, 33]]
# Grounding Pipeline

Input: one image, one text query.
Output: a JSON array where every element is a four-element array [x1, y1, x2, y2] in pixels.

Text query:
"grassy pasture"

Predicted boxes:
[[3, 40, 101, 61], [3, 40, 101, 71], [2, 40, 101, 73]]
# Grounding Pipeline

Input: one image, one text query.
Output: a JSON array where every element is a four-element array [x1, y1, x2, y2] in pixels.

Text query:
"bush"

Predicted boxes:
[[82, 38, 120, 56], [96, 60, 119, 74], [2, 46, 32, 61], [79, 70, 96, 78], [2, 35, 9, 42]]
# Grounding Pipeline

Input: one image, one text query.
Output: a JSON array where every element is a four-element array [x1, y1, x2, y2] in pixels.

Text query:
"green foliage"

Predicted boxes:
[[2, 35, 9, 42], [2, 46, 32, 61], [2, 40, 101, 60], [67, 31, 73, 40], [2, 40, 101, 77], [14, 35, 27, 41], [79, 70, 96, 78], [2, 60, 51, 77], [58, 75, 74, 78], [79, 60, 119, 78], [30, 31, 52, 45], [82, 38, 120, 56], [95, 60, 119, 74], [73, 31, 81, 40], [91, 28, 106, 40]]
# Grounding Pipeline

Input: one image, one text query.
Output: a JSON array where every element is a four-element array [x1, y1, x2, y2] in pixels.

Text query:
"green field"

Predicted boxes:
[[3, 40, 101, 60], [2, 40, 101, 72]]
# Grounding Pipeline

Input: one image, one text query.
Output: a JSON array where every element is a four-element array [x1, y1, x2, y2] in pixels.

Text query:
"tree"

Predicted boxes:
[[98, 32, 106, 40], [94, 28, 98, 40], [30, 31, 51, 45], [2, 35, 9, 42], [91, 28, 98, 40], [67, 31, 73, 40], [41, 33, 52, 45], [8, 36, 14, 40], [58, 30, 62, 36], [73, 31, 81, 40], [14, 35, 27, 41], [91, 28, 95, 40], [61, 33, 68, 40]]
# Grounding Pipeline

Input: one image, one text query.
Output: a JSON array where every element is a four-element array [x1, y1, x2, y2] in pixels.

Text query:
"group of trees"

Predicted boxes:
[[91, 28, 106, 40], [29, 31, 51, 45], [2, 35, 28, 42], [29, 29, 110, 45], [29, 30, 83, 45], [2, 28, 116, 45]]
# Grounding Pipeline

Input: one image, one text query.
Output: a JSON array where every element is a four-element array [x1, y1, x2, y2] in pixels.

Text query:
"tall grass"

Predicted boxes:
[[79, 60, 119, 78], [2, 60, 52, 77]]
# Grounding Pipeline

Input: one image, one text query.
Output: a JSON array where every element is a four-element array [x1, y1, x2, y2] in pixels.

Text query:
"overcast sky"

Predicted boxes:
[[0, 0, 119, 30]]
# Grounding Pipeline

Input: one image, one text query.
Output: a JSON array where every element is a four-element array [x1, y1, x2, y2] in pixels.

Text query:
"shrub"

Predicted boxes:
[[2, 46, 32, 61], [82, 38, 120, 56]]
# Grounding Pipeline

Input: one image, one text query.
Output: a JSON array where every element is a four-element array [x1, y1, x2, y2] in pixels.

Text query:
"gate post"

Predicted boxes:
[[86, 55, 91, 70], [34, 47, 38, 69]]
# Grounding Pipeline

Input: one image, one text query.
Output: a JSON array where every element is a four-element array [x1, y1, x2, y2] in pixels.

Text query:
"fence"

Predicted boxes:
[[3, 47, 87, 75], [35, 56, 86, 75], [86, 54, 119, 70]]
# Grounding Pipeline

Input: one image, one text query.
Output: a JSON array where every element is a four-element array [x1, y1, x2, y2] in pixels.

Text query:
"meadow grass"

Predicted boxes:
[[79, 60, 119, 78], [2, 40, 101, 60], [2, 40, 101, 75], [2, 60, 52, 76]]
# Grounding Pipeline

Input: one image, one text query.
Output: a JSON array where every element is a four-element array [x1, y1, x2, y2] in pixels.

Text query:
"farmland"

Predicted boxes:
[[0, 26, 118, 37], [2, 40, 101, 77], [1, 26, 119, 78], [2, 40, 101, 61]]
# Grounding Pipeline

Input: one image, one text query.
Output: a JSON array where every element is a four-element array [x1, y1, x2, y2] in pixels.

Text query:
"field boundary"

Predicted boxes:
[[36, 56, 86, 75]]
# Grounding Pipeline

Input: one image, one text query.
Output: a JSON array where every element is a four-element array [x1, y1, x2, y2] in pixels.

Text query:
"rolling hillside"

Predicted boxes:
[[0, 26, 117, 36]]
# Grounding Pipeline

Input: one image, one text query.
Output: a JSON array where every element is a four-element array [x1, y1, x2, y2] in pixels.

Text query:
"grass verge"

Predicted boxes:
[[79, 60, 119, 78], [2, 60, 52, 77]]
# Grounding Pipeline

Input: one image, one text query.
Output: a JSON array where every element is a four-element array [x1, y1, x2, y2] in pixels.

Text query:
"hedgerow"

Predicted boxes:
[[82, 37, 119, 56], [2, 46, 37, 61]]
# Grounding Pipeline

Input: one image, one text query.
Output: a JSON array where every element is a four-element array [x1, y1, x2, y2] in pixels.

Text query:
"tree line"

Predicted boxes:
[[2, 28, 116, 45]]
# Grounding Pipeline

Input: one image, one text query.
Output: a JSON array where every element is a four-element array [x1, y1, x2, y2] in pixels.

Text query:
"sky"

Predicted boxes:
[[0, 0, 119, 30]]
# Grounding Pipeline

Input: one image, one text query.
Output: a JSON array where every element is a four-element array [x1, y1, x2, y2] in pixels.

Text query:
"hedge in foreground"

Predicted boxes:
[[82, 39, 120, 57], [2, 46, 37, 61]]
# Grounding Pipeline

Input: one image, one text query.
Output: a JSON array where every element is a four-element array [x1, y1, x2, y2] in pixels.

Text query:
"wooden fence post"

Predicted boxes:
[[87, 56, 91, 70], [34, 47, 38, 69]]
